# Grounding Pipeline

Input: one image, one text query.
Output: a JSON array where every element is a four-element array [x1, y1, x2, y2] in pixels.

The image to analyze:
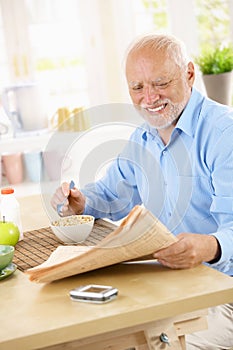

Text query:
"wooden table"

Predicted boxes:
[[1, 237, 233, 349], [17, 194, 51, 232], [1, 195, 233, 349]]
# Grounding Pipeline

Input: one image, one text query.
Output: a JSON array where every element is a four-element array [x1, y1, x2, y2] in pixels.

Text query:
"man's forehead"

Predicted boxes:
[[127, 49, 176, 70], [127, 66, 177, 83]]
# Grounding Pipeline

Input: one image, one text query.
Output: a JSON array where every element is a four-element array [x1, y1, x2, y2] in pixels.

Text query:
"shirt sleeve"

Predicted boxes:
[[81, 137, 142, 221], [208, 124, 233, 274]]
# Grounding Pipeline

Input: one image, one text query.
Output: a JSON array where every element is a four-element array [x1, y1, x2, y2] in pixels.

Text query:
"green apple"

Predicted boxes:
[[0, 218, 20, 246]]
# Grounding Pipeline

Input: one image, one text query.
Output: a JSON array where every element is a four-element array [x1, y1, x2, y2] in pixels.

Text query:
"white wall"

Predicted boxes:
[[78, 0, 135, 106]]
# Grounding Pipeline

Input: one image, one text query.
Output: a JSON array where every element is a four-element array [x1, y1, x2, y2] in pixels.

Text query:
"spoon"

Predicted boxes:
[[57, 180, 75, 215]]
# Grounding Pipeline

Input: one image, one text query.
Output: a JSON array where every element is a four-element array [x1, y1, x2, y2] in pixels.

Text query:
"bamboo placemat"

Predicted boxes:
[[13, 220, 116, 272]]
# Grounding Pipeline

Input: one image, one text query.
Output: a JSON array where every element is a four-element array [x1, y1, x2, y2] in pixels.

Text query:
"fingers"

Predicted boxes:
[[50, 181, 74, 213], [153, 239, 186, 260], [51, 182, 86, 217], [59, 200, 75, 217], [153, 236, 197, 269]]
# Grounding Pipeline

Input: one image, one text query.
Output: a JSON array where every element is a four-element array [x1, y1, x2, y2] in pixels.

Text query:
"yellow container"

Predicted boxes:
[[50, 107, 90, 132]]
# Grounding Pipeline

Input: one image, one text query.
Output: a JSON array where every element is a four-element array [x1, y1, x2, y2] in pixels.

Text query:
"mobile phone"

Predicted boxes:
[[69, 284, 118, 303]]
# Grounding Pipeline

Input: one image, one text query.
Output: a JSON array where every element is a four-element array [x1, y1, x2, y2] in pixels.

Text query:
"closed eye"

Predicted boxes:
[[152, 80, 172, 90], [130, 84, 143, 91]]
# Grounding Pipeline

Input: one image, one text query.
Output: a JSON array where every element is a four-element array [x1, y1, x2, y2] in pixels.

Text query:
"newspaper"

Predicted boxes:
[[25, 205, 177, 283]]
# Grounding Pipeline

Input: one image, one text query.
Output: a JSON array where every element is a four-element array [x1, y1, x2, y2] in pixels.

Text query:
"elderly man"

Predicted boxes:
[[51, 34, 233, 349]]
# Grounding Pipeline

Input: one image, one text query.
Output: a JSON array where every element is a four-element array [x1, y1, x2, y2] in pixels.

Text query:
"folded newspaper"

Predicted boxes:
[[25, 205, 177, 283]]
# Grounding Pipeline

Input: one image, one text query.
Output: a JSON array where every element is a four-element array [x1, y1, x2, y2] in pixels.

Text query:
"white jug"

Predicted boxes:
[[2, 82, 48, 132]]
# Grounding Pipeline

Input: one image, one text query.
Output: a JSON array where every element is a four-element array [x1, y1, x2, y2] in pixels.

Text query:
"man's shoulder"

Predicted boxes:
[[199, 98, 233, 133]]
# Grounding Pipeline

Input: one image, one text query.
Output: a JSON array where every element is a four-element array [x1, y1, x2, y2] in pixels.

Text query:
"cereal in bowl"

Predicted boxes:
[[52, 215, 94, 227]]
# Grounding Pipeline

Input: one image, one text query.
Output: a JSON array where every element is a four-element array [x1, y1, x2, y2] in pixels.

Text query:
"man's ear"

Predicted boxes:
[[187, 61, 195, 86]]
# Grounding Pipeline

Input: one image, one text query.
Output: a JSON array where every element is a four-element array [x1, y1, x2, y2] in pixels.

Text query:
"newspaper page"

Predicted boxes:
[[25, 205, 177, 283]]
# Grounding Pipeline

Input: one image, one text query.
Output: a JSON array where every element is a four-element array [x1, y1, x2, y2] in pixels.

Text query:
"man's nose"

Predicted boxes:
[[144, 86, 160, 104]]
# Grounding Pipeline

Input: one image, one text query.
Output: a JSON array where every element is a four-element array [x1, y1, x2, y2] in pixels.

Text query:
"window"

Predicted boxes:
[[0, 0, 232, 114], [26, 0, 89, 114], [0, 0, 89, 121], [132, 0, 168, 34], [133, 0, 232, 54], [195, 0, 232, 51], [0, 5, 10, 89]]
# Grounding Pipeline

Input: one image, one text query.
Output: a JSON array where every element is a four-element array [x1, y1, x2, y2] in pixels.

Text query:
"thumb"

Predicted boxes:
[[70, 188, 82, 199]]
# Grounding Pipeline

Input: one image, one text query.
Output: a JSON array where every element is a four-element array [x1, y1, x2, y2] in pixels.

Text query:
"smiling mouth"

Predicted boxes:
[[145, 103, 167, 113]]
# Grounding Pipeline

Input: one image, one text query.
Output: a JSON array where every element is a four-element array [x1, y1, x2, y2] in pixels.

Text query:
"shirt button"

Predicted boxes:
[[162, 150, 167, 155]]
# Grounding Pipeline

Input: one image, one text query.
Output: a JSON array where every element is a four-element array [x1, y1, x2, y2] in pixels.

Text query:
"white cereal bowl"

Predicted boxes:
[[50, 215, 94, 243]]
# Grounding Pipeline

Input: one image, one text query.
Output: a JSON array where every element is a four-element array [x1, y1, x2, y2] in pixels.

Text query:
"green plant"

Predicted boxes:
[[194, 45, 233, 74]]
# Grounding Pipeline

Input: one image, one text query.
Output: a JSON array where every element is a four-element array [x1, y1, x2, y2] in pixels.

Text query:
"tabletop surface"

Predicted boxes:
[[1, 196, 233, 349]]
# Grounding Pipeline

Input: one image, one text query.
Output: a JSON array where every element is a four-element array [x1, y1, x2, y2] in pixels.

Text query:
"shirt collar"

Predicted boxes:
[[175, 88, 204, 138]]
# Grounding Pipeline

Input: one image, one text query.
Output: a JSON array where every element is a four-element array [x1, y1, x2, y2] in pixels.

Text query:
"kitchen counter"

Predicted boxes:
[[0, 130, 52, 155]]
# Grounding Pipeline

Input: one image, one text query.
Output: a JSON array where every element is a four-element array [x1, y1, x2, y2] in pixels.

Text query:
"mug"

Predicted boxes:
[[71, 107, 90, 131], [24, 151, 43, 183], [50, 107, 89, 131], [2, 153, 24, 184], [50, 107, 71, 131]]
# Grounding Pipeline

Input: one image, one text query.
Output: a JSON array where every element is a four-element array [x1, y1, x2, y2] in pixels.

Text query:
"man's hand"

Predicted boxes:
[[153, 233, 220, 269], [51, 182, 86, 216]]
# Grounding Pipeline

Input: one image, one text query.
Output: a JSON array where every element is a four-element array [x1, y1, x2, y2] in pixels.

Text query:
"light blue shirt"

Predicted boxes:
[[82, 88, 233, 276]]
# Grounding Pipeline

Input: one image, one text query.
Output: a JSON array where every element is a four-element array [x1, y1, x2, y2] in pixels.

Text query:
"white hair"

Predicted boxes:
[[125, 33, 190, 70]]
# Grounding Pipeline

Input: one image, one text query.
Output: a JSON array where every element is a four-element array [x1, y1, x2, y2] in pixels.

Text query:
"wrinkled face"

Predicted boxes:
[[126, 47, 195, 129]]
